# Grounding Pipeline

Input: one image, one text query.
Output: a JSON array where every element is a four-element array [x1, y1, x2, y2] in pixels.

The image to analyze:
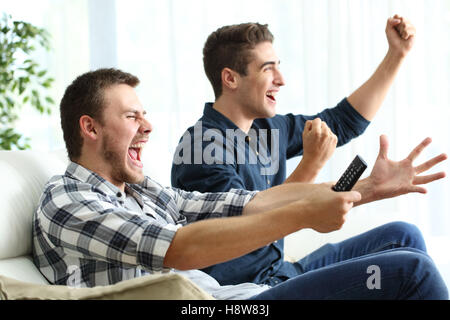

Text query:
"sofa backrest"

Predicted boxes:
[[0, 150, 67, 260]]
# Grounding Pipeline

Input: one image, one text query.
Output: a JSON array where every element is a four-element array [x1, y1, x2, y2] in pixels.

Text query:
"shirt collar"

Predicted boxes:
[[65, 161, 124, 197], [203, 102, 240, 131], [203, 102, 264, 140]]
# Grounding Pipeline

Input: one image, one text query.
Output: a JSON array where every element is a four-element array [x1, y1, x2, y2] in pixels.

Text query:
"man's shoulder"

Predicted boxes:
[[184, 117, 225, 133], [43, 172, 78, 191], [184, 113, 291, 133], [44, 169, 94, 189], [252, 114, 297, 132], [39, 171, 111, 206]]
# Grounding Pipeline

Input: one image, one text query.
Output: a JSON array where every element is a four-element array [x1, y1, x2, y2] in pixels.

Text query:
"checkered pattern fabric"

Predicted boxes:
[[32, 162, 256, 287]]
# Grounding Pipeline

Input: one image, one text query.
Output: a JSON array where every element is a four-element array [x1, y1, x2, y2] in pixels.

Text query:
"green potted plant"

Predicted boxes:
[[0, 13, 55, 150]]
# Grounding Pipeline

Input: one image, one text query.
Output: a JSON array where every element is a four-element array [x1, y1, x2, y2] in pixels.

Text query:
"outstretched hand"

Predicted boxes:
[[368, 135, 447, 200]]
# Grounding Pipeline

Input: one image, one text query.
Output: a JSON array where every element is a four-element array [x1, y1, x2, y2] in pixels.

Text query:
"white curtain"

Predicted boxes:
[[2, 0, 449, 284], [114, 0, 450, 283]]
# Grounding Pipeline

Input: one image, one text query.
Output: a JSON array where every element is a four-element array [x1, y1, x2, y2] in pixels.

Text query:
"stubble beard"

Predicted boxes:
[[101, 133, 144, 185]]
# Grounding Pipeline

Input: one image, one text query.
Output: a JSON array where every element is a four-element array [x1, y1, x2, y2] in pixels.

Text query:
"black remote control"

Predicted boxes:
[[332, 155, 367, 192]]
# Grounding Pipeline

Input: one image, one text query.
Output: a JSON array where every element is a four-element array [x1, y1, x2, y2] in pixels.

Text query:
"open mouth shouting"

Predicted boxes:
[[128, 141, 146, 168]]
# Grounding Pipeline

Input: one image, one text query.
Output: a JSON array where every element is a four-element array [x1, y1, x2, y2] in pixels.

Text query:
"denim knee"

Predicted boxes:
[[397, 250, 448, 300], [379, 221, 427, 252]]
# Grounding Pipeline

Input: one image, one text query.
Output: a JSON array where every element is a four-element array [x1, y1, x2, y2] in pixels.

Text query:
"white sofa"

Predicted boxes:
[[0, 149, 387, 300], [0, 150, 214, 300], [0, 150, 66, 285]]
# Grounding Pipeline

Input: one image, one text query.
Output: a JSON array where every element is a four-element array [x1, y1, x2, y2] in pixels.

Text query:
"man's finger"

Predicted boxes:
[[415, 153, 448, 174], [321, 121, 334, 136], [377, 135, 389, 160], [324, 181, 336, 188], [400, 25, 416, 40], [344, 191, 362, 203], [389, 16, 402, 26], [311, 118, 322, 133], [404, 25, 416, 37], [408, 185, 428, 194], [413, 172, 446, 185], [407, 137, 432, 161], [304, 120, 313, 131]]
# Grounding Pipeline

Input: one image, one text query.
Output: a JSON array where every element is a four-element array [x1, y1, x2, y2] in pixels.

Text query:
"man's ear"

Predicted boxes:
[[221, 67, 239, 91], [79, 115, 99, 141]]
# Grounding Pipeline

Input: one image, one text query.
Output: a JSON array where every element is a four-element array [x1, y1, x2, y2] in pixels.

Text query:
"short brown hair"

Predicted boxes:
[[60, 68, 140, 161], [203, 23, 274, 99]]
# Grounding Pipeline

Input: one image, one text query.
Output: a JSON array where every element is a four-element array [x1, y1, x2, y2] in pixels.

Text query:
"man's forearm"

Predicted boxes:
[[352, 177, 379, 207], [164, 203, 305, 270], [284, 159, 320, 184], [347, 49, 405, 121], [164, 183, 361, 270], [242, 182, 317, 215]]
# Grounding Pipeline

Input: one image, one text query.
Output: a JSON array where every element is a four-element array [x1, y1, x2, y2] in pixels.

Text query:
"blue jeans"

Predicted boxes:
[[250, 221, 448, 299]]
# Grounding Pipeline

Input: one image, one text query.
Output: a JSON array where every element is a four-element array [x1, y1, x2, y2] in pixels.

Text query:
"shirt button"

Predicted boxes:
[[116, 192, 122, 197]]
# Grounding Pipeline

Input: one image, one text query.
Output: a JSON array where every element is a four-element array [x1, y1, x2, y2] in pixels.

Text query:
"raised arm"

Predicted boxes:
[[164, 183, 361, 270], [347, 15, 416, 121]]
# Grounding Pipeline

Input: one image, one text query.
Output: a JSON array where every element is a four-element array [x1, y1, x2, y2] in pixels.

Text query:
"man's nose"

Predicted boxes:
[[139, 118, 153, 134], [274, 68, 285, 87]]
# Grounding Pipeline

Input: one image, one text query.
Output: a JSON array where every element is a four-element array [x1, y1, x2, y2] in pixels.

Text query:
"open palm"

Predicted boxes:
[[369, 135, 447, 200]]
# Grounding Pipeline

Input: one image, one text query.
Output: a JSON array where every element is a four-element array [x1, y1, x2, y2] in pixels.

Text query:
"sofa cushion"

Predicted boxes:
[[0, 150, 66, 259], [0, 272, 214, 300], [0, 256, 49, 285]]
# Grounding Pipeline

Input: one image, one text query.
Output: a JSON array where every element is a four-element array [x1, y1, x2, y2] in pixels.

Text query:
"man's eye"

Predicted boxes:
[[127, 115, 137, 119]]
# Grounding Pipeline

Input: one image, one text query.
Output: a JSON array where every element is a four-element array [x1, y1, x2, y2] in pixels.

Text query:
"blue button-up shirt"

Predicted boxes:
[[171, 98, 370, 285]]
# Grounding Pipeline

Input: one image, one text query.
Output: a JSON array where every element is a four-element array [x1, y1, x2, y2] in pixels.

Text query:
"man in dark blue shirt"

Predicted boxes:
[[172, 17, 418, 286]]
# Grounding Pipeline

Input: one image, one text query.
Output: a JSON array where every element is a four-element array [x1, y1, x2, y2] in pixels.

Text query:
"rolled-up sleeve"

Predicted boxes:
[[136, 222, 181, 272], [279, 97, 371, 159]]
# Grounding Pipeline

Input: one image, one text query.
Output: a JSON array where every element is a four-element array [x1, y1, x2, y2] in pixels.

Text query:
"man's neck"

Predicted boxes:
[[212, 96, 254, 134], [76, 155, 126, 192]]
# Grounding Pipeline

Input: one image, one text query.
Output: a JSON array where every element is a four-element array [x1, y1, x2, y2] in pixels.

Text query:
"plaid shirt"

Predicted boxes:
[[32, 162, 257, 287]]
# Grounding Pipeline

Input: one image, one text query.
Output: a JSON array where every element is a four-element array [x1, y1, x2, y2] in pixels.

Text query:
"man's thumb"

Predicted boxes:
[[378, 134, 389, 160], [346, 191, 362, 203]]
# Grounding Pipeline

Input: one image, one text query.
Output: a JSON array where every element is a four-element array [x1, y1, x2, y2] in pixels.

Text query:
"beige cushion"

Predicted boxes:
[[0, 273, 214, 300]]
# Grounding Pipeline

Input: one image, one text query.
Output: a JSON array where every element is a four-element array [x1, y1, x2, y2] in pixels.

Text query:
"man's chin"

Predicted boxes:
[[267, 110, 276, 118], [263, 109, 276, 119], [262, 103, 277, 118], [115, 164, 145, 185], [125, 170, 145, 185]]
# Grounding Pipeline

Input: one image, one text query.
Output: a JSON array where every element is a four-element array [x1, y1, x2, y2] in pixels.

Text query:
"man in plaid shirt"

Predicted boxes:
[[32, 68, 448, 299]]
